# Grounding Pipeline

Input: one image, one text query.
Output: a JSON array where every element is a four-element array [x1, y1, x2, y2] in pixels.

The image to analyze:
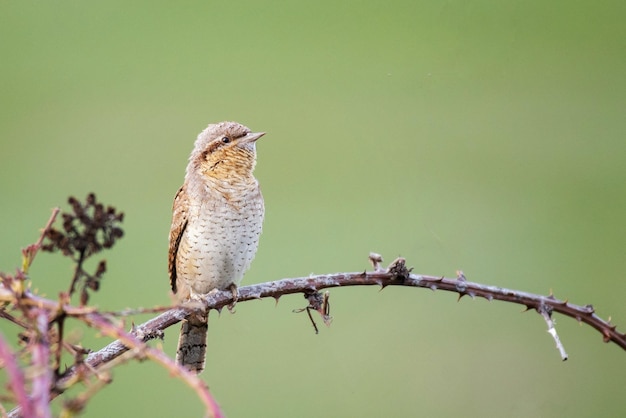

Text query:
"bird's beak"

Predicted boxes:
[[240, 131, 265, 144]]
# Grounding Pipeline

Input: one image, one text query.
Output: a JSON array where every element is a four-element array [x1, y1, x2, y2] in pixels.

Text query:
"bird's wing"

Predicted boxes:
[[168, 185, 189, 294]]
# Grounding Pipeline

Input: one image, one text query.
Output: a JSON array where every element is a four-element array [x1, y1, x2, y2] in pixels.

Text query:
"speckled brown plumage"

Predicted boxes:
[[168, 121, 265, 373]]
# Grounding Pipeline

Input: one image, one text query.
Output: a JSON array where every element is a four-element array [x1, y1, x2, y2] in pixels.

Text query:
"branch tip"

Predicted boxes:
[[368, 252, 384, 271], [539, 304, 568, 360]]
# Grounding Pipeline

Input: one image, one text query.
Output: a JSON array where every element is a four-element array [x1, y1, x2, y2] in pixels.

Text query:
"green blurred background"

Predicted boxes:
[[1, 1, 625, 417]]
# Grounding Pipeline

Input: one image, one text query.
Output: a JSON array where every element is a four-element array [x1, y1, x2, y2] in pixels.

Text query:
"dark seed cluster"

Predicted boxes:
[[43, 193, 124, 258], [42, 193, 124, 305]]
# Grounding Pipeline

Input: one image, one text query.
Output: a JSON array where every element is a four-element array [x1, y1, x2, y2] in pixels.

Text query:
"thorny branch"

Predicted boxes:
[[2, 199, 626, 418], [6, 256, 626, 405], [1, 197, 225, 418]]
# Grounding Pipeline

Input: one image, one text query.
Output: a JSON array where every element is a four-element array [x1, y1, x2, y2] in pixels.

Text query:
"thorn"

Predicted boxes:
[[429, 285, 437, 291], [457, 293, 465, 302], [456, 270, 466, 281]]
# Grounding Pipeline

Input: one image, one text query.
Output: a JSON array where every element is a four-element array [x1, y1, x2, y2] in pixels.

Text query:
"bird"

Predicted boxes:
[[168, 121, 265, 373]]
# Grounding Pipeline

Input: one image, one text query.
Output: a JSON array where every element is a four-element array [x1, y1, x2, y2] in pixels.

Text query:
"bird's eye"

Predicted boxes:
[[221, 137, 230, 144]]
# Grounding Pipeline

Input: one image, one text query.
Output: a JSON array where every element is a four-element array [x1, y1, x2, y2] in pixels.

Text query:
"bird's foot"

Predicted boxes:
[[227, 283, 239, 313]]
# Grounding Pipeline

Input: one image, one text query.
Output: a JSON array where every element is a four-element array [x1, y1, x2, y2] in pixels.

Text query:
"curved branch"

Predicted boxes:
[[6, 258, 625, 418], [62, 260, 626, 381]]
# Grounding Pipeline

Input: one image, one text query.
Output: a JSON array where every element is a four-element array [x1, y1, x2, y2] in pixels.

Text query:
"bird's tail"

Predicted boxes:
[[176, 312, 208, 373]]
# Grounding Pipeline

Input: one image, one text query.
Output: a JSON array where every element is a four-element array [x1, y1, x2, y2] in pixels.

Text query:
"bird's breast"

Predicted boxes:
[[177, 187, 264, 295]]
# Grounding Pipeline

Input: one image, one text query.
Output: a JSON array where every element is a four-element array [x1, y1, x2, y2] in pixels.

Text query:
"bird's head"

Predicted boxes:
[[188, 121, 265, 183]]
